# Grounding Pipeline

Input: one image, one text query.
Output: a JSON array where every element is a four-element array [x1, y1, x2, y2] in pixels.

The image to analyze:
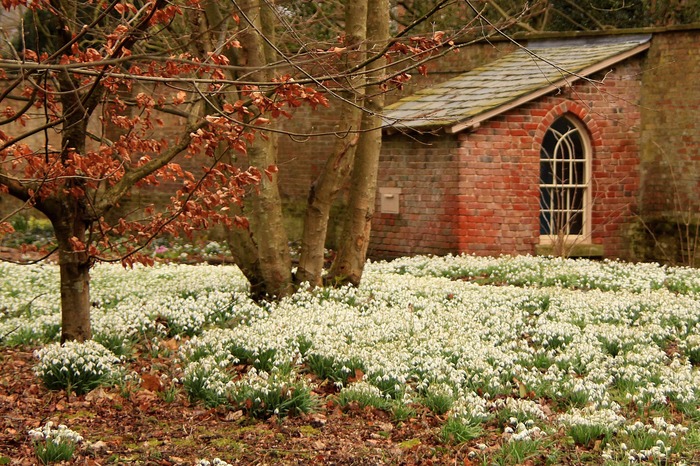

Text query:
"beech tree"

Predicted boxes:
[[227, 0, 469, 294], [326, 0, 389, 285], [0, 0, 333, 341], [1, 0, 471, 340]]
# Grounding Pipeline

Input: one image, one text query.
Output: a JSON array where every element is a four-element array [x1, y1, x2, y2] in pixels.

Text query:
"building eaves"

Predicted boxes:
[[383, 34, 651, 134]]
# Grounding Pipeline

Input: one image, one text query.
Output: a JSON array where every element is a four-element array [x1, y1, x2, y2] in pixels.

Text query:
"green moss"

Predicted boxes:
[[65, 410, 97, 419], [399, 438, 421, 449], [171, 437, 198, 448], [298, 425, 321, 436], [107, 454, 137, 463], [210, 437, 245, 451], [235, 425, 274, 437]]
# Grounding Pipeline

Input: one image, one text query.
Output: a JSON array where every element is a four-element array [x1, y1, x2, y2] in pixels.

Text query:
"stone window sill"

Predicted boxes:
[[535, 243, 604, 258]]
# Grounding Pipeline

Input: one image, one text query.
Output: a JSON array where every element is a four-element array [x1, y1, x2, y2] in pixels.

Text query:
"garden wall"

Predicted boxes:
[[636, 28, 700, 265]]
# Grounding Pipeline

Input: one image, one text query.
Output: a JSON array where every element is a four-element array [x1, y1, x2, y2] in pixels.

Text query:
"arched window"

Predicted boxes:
[[539, 115, 591, 243]]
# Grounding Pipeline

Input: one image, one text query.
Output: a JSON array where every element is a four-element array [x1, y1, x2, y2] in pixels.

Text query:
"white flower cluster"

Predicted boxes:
[[196, 458, 233, 466], [624, 417, 689, 440], [628, 441, 669, 464], [33, 340, 120, 393], [28, 421, 83, 445], [603, 439, 675, 463], [339, 380, 386, 401], [233, 367, 307, 400], [425, 382, 455, 399], [155, 257, 700, 442], [558, 406, 626, 431], [492, 397, 548, 421], [449, 391, 490, 423], [503, 419, 545, 442], [182, 355, 234, 399], [369, 254, 700, 294]]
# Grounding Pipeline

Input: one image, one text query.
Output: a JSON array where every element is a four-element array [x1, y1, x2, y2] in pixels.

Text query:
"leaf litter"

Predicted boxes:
[[1, 346, 504, 465]]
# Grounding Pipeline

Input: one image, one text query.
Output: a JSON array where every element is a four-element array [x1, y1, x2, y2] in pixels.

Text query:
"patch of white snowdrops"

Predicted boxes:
[[4, 254, 700, 463]]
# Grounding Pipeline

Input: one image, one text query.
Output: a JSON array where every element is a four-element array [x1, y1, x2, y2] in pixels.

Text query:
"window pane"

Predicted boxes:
[[540, 161, 553, 185], [551, 189, 563, 210], [540, 211, 551, 235], [552, 210, 566, 233], [555, 161, 565, 184], [570, 211, 583, 235], [540, 187, 551, 209], [572, 133, 585, 160], [573, 161, 586, 185], [571, 187, 584, 210], [541, 132, 557, 158]]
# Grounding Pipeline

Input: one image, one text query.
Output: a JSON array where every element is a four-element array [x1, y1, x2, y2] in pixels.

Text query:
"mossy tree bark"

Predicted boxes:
[[226, 0, 294, 299], [327, 0, 388, 285], [295, 0, 369, 287]]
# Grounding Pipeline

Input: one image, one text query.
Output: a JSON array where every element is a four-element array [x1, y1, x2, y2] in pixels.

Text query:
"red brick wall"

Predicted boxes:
[[369, 134, 463, 258], [369, 56, 644, 260], [640, 30, 700, 219]]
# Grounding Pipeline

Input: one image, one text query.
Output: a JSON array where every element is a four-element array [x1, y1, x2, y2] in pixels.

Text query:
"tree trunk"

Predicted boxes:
[[328, 0, 388, 286], [58, 251, 92, 343], [245, 134, 294, 298], [225, 212, 269, 301], [53, 43, 93, 341], [227, 0, 294, 299], [295, 0, 369, 287], [50, 204, 92, 342]]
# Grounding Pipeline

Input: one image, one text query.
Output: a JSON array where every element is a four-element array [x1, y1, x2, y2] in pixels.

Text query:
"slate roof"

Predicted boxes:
[[383, 34, 651, 133]]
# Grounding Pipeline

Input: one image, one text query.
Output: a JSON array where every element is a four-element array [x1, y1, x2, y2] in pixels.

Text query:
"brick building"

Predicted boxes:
[[364, 28, 700, 262], [2, 26, 698, 264]]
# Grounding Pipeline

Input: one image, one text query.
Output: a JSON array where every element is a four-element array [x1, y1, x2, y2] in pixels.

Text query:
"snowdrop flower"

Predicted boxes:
[[28, 422, 83, 446], [4, 253, 700, 461]]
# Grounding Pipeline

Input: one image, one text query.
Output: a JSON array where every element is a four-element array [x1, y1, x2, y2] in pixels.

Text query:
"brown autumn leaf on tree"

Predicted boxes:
[[1, 0, 460, 343]]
